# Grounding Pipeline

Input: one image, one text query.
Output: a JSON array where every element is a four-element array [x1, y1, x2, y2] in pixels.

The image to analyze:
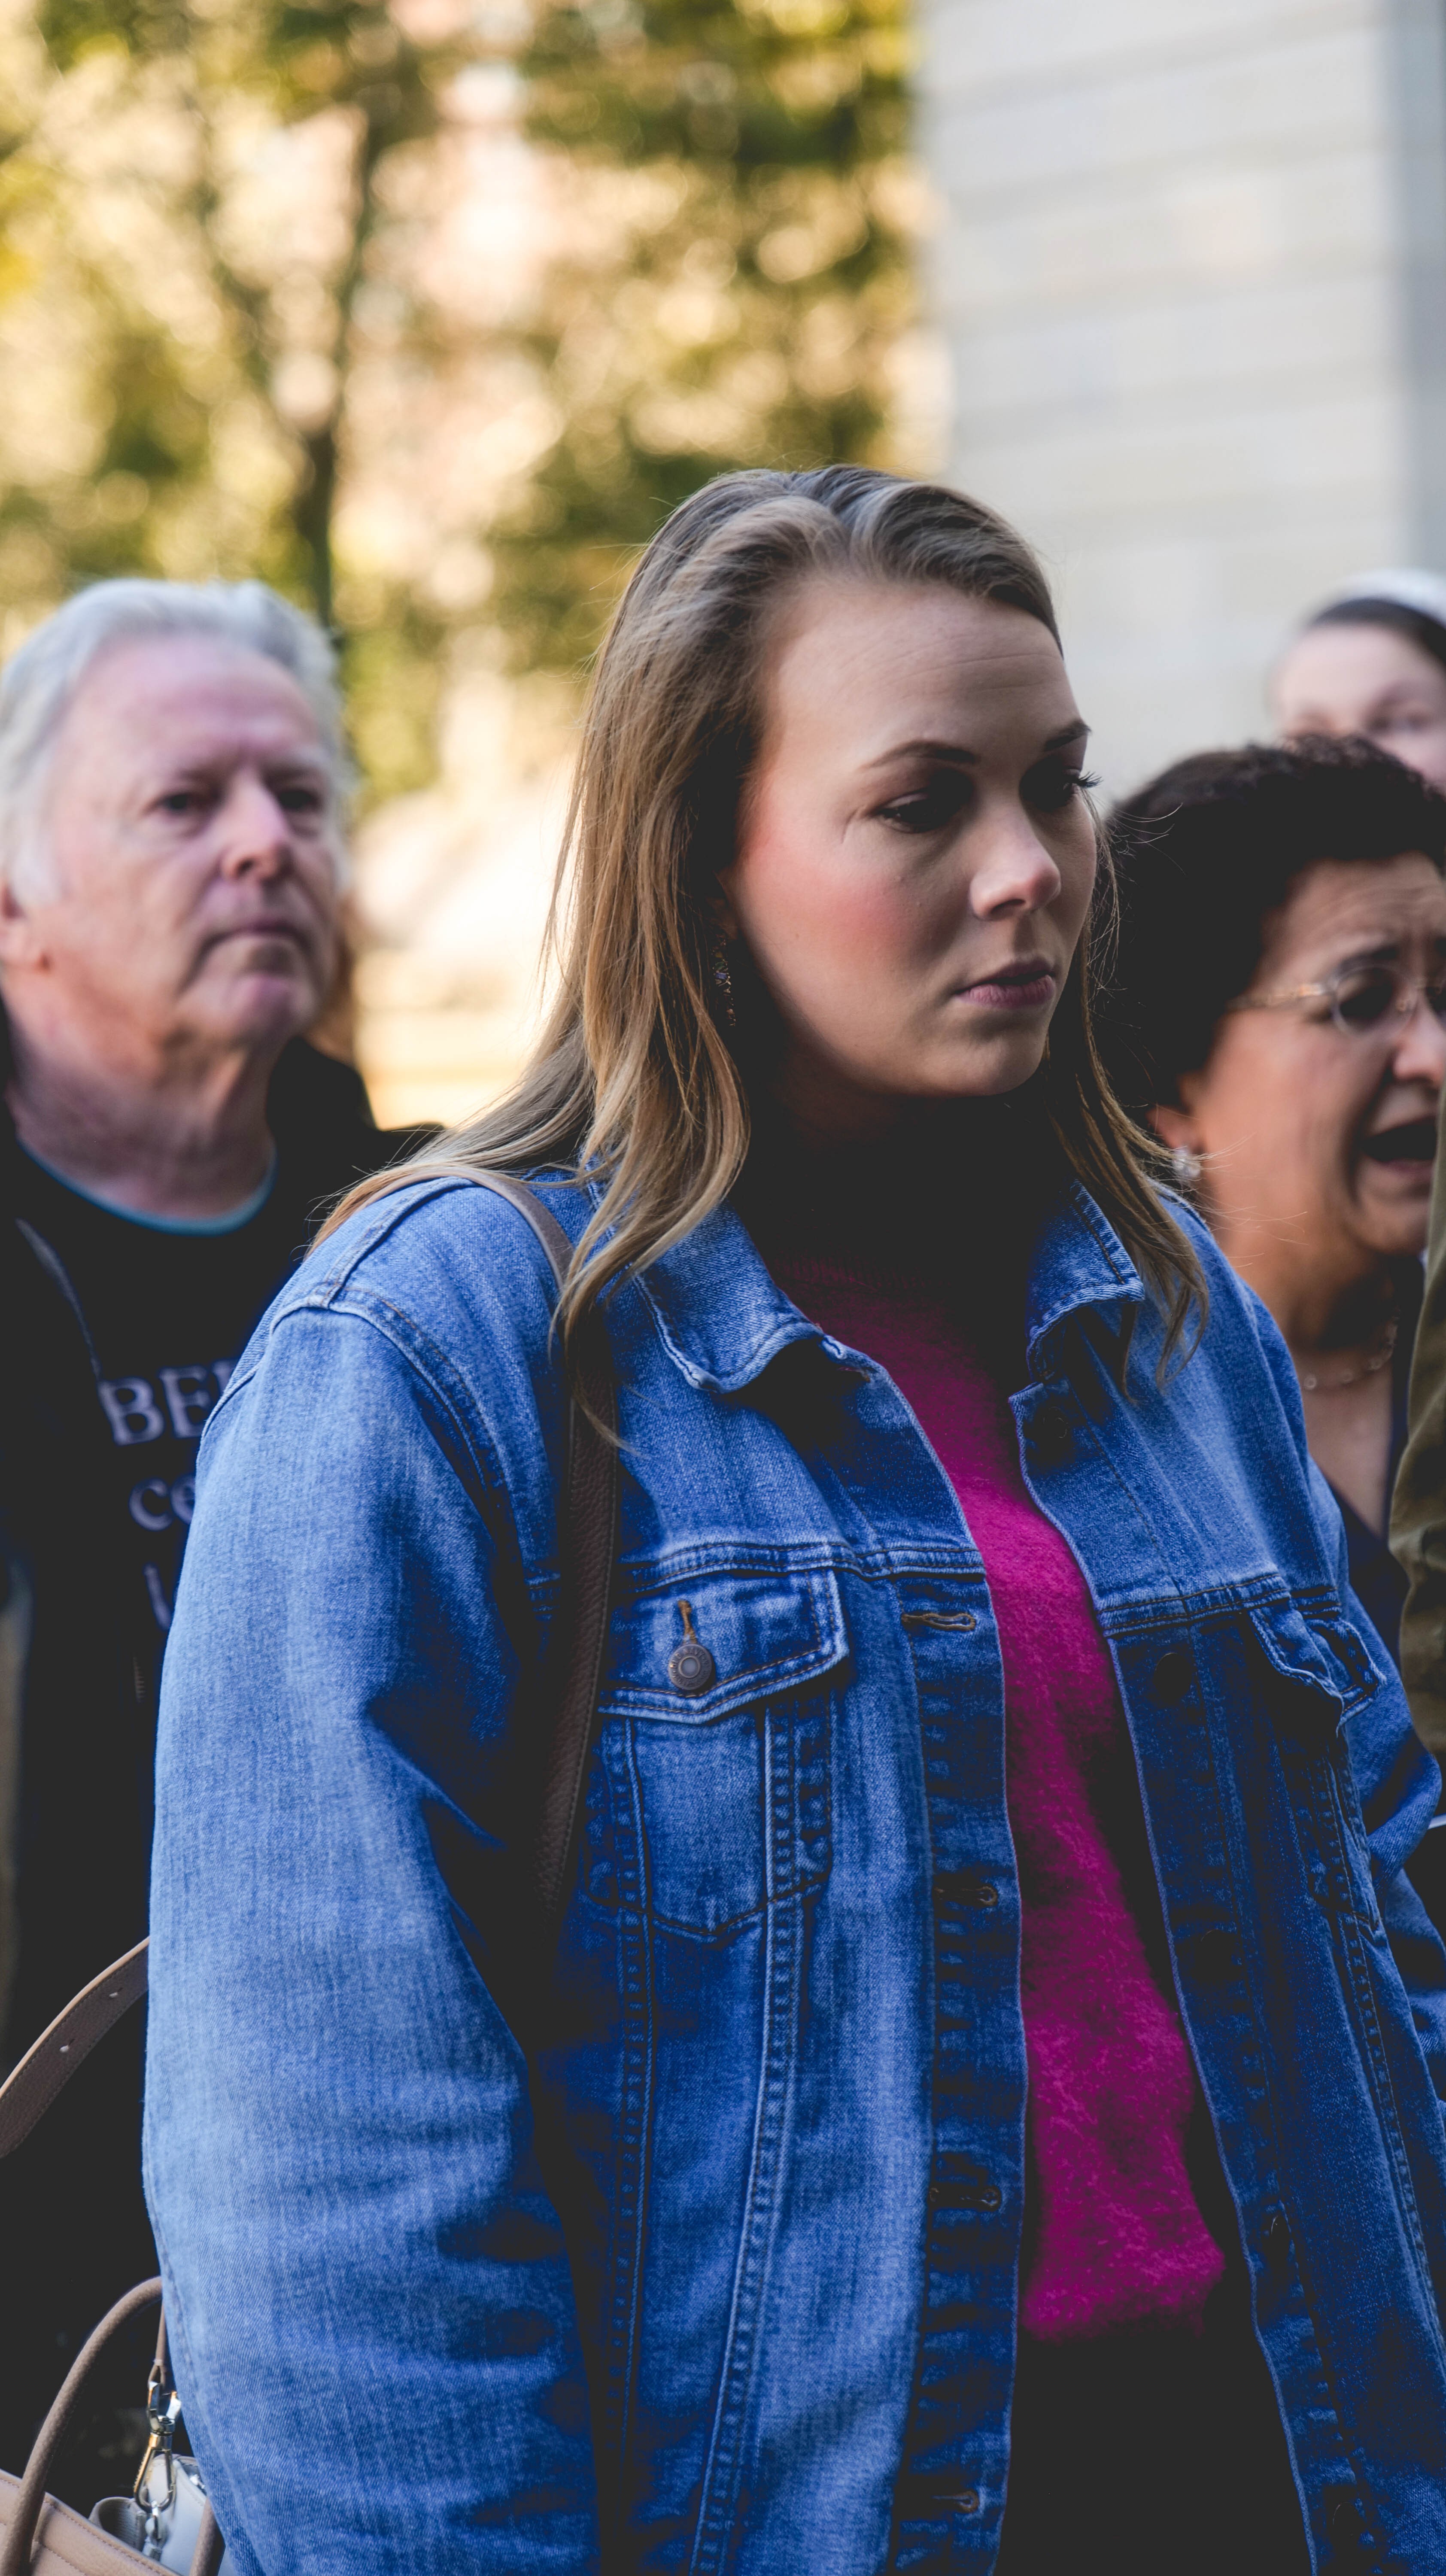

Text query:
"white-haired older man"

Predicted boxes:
[[0, 579, 427, 2481]]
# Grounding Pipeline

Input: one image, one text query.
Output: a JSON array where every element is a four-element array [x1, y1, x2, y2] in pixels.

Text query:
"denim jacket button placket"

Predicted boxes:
[[1262, 2210, 1291, 2270]]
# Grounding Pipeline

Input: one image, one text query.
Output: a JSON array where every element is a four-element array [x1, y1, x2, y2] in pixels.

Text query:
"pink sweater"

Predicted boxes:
[[773, 1252, 1226, 2340]]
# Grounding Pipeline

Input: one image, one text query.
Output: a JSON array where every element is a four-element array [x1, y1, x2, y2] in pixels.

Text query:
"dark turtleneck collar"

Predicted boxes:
[[733, 1093, 1060, 1284], [731, 1094, 1061, 1387]]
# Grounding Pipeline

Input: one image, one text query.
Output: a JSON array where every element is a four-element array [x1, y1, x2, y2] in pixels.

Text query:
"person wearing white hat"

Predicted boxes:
[[1272, 571, 1446, 793]]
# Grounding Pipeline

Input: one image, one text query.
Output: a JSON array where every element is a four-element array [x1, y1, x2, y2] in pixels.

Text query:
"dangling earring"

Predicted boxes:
[[711, 928, 735, 1028], [1171, 1145, 1204, 1188]]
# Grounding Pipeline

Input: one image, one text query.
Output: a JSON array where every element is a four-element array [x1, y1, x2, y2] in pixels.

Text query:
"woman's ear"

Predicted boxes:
[[711, 884, 741, 942], [1151, 1103, 1200, 1155], [1150, 1072, 1205, 1158]]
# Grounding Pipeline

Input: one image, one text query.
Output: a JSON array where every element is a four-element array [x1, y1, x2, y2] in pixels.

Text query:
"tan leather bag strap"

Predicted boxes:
[[0, 2278, 162, 2576], [0, 1944, 149, 2161], [0, 2270, 225, 2573]]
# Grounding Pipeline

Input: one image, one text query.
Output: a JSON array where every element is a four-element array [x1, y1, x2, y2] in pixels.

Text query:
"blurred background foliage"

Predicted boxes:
[[0, 0, 925, 800], [0, 0, 930, 1116], [497, 0, 918, 673]]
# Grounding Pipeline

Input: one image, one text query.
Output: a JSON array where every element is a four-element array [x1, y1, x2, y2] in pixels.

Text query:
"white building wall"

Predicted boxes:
[[922, 0, 1446, 793]]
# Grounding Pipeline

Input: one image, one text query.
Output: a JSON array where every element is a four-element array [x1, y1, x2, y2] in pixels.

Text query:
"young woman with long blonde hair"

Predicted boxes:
[[146, 469, 1446, 2574]]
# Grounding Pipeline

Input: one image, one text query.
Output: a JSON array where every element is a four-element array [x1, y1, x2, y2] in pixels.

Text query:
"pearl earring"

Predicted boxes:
[[1171, 1145, 1204, 1187]]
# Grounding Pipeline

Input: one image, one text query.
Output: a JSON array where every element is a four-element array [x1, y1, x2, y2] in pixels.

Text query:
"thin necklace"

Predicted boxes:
[[1298, 1314, 1398, 1394]]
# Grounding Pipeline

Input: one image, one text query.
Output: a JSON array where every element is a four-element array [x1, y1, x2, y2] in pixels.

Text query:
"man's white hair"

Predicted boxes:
[[0, 577, 352, 900]]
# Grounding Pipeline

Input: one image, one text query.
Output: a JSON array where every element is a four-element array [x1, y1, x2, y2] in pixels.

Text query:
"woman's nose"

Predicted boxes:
[[968, 814, 1064, 916], [1391, 989, 1446, 1087]]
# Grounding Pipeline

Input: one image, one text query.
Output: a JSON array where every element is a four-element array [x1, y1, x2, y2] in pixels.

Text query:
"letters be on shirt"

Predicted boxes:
[[99, 1360, 237, 1633], [16, 1148, 307, 1665]]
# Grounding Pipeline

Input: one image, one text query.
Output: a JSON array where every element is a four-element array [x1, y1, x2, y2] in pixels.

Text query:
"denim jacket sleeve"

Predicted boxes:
[[1240, 1267, 1446, 2106], [143, 1285, 600, 2575]]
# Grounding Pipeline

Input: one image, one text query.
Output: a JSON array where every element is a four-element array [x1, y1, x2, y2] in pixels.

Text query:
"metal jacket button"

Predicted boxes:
[[667, 1600, 716, 1695], [937, 1876, 1000, 1909], [929, 2173, 1001, 2213], [1029, 1402, 1071, 1467], [899, 2467, 980, 2516], [933, 1866, 1000, 1909], [1325, 2490, 1372, 2552], [1191, 1928, 1237, 1984], [1151, 1647, 1194, 1704], [668, 1643, 714, 1691]]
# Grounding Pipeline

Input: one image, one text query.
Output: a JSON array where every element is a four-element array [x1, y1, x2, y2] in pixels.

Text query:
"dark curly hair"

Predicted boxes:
[[1100, 736, 1446, 1116]]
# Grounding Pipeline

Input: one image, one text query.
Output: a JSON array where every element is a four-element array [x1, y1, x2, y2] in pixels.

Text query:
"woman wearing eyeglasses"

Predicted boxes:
[[1103, 737, 1446, 1664]]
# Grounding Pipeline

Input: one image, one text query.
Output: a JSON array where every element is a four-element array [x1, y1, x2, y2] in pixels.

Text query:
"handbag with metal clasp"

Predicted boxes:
[[88, 2303, 226, 2570], [0, 1947, 222, 2572], [0, 2207, 223, 2572]]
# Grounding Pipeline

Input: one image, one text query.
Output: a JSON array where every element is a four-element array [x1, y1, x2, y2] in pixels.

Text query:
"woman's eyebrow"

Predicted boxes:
[[863, 720, 1090, 773], [1319, 938, 1445, 973], [863, 737, 977, 771], [1324, 928, 1446, 966]]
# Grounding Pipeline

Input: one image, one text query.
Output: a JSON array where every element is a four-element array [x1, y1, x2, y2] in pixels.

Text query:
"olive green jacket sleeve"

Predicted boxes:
[[1393, 1159, 1446, 1756]]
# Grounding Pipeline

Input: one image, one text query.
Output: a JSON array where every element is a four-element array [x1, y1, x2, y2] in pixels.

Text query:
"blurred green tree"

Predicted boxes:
[[31, 0, 472, 629], [0, 0, 495, 794], [492, 0, 920, 672], [0, 0, 923, 789]]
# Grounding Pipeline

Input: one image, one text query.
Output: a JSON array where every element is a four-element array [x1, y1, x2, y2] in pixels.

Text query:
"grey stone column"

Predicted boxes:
[[921, 0, 1446, 789]]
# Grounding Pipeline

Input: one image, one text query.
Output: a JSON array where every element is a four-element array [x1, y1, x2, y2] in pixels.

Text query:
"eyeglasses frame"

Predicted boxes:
[[1224, 962, 1446, 1038]]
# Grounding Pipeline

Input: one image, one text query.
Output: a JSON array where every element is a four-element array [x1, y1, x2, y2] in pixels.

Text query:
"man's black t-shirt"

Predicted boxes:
[[0, 1041, 426, 2483], [14, 1149, 310, 1698], [3, 1150, 321, 2470]]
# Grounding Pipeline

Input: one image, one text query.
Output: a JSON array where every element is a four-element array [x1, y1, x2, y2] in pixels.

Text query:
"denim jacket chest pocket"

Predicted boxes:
[[1246, 1591, 1383, 1883], [589, 1564, 848, 1938], [1247, 1592, 1382, 1746]]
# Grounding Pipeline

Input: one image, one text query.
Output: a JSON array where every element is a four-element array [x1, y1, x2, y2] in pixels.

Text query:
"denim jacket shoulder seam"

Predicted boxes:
[[286, 1175, 480, 1307], [313, 1287, 519, 1502], [210, 1287, 515, 1510]]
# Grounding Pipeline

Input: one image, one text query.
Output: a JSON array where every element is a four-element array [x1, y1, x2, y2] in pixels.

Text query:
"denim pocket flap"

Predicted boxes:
[[1248, 1593, 1380, 1735], [599, 1564, 848, 1722]]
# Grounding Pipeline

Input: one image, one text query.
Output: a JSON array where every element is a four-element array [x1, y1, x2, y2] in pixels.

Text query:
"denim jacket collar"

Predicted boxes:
[[632, 1173, 1146, 1395], [1021, 1179, 1146, 1372]]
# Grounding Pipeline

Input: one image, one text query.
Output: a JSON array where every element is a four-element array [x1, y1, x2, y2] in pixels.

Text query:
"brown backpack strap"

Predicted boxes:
[[458, 1175, 620, 1940], [0, 1941, 149, 2160]]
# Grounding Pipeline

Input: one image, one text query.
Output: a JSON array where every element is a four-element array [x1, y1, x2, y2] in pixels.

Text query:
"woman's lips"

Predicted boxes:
[[956, 965, 1057, 1012]]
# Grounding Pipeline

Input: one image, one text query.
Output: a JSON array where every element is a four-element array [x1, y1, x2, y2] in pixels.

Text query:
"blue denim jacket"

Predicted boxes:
[[145, 1172, 1446, 2576]]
